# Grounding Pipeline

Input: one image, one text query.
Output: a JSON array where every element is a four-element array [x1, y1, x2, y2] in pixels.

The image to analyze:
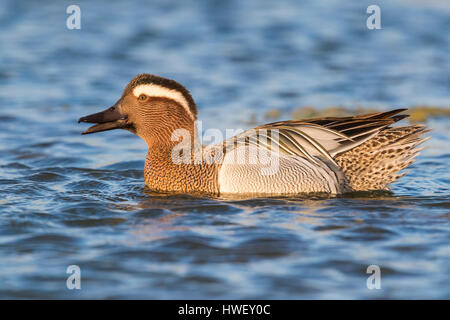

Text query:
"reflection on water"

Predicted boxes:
[[0, 0, 449, 299]]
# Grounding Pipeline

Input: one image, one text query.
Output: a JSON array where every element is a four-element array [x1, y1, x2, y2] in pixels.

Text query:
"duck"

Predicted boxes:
[[79, 73, 429, 195]]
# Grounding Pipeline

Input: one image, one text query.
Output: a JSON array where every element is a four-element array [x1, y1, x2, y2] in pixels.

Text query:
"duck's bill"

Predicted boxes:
[[79, 119, 129, 135], [78, 106, 128, 135]]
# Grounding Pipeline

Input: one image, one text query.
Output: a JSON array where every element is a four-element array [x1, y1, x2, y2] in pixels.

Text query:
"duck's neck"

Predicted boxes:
[[144, 141, 219, 194]]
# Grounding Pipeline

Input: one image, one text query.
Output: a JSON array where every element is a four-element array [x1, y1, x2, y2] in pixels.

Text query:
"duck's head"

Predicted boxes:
[[78, 74, 197, 147]]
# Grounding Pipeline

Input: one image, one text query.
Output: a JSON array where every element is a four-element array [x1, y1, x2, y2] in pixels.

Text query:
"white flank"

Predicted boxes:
[[132, 84, 194, 119], [217, 145, 342, 194]]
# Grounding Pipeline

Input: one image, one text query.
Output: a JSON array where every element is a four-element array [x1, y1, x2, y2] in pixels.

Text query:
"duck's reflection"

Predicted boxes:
[[121, 189, 329, 241]]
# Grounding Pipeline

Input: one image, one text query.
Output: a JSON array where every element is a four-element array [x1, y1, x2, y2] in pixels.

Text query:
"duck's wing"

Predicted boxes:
[[218, 108, 408, 165]]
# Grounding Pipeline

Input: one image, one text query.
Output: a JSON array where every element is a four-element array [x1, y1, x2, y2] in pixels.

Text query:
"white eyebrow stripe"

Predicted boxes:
[[132, 84, 194, 120]]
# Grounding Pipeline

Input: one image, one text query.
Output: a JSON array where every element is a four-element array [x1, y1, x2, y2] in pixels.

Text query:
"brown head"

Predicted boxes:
[[78, 74, 198, 148]]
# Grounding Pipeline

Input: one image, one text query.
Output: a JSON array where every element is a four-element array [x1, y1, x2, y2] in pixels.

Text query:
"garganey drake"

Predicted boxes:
[[79, 74, 429, 195]]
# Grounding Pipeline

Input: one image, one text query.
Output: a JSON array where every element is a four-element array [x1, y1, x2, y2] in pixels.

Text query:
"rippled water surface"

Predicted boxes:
[[0, 0, 449, 299]]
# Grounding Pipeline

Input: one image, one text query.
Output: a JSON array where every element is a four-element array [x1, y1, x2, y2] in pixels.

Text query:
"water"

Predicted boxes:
[[0, 0, 449, 299]]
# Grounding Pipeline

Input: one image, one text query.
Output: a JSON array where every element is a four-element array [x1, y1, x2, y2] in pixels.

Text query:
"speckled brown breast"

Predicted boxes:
[[144, 148, 220, 195]]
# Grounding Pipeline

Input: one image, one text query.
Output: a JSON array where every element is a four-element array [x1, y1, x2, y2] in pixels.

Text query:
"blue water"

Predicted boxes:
[[0, 0, 449, 299]]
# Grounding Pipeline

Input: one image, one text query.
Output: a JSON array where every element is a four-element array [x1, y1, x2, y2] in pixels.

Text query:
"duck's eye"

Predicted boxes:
[[138, 94, 147, 101]]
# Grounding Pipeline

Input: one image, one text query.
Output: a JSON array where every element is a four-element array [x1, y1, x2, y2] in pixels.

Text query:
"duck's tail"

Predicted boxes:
[[335, 124, 430, 191]]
